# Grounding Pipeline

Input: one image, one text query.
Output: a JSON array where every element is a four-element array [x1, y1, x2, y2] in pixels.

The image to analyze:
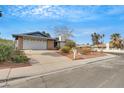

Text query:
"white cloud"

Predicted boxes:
[[6, 5, 124, 21], [7, 5, 65, 19], [6, 5, 100, 20]]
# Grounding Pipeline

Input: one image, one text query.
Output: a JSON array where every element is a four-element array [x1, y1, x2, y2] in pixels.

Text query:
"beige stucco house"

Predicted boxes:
[[12, 31, 65, 50]]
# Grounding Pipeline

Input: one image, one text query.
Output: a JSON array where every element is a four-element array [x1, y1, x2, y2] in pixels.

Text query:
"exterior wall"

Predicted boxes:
[[60, 42, 65, 48], [47, 40, 55, 50], [15, 36, 56, 50], [23, 38, 47, 50], [16, 36, 23, 50], [59, 36, 65, 41], [57, 41, 65, 48]]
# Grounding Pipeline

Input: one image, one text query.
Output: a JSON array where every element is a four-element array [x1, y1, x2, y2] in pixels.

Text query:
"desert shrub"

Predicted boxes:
[[0, 45, 13, 62], [0, 38, 14, 46], [11, 49, 29, 63], [11, 55, 29, 63], [65, 40, 76, 48], [0, 44, 29, 63], [61, 46, 71, 53], [79, 46, 92, 55], [13, 50, 24, 55]]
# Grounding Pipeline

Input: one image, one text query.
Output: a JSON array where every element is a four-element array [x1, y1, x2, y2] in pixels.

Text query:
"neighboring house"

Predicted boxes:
[[12, 31, 65, 50], [91, 43, 116, 51], [92, 43, 124, 53]]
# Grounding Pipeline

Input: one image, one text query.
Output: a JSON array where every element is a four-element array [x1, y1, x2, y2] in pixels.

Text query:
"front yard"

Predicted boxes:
[[59, 42, 106, 60], [0, 39, 106, 70], [0, 61, 31, 69], [0, 44, 31, 69], [59, 51, 106, 60]]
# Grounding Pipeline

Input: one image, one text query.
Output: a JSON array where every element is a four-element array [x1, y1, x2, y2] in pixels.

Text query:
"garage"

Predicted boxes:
[[23, 39, 47, 50], [13, 31, 57, 50]]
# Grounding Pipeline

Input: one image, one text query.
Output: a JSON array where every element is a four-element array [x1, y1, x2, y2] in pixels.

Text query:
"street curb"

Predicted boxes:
[[25, 54, 117, 78], [1, 54, 116, 82], [0, 54, 117, 87]]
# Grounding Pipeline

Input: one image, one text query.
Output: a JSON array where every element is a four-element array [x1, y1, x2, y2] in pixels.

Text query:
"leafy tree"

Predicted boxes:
[[42, 31, 51, 37], [65, 40, 76, 48], [91, 32, 105, 45], [54, 26, 73, 40]]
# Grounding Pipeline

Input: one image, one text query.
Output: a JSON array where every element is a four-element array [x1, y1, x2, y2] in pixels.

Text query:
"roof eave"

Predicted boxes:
[[12, 34, 55, 40]]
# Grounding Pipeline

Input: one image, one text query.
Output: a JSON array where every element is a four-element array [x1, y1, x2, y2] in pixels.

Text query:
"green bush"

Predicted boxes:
[[13, 50, 24, 55], [11, 50, 29, 63], [0, 45, 13, 62], [61, 46, 71, 53], [11, 55, 29, 63], [65, 40, 76, 48], [0, 38, 14, 46], [0, 45, 29, 63]]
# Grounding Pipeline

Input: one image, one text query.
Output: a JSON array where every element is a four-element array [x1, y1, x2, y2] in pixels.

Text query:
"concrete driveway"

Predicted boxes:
[[6, 55, 124, 88], [0, 50, 116, 87], [24, 50, 72, 65]]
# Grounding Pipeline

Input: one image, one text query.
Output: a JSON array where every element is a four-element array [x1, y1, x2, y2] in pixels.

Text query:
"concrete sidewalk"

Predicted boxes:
[[0, 54, 116, 87]]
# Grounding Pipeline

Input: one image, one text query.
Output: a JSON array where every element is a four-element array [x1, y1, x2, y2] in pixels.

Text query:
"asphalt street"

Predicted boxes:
[[6, 55, 124, 88]]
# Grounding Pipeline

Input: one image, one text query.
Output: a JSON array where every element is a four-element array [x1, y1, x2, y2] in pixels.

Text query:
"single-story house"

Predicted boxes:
[[12, 31, 65, 50]]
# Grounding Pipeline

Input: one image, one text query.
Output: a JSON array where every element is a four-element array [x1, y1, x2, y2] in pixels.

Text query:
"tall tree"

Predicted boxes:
[[100, 34, 105, 44], [91, 32, 105, 45], [110, 33, 123, 49], [42, 31, 51, 37], [54, 26, 73, 40]]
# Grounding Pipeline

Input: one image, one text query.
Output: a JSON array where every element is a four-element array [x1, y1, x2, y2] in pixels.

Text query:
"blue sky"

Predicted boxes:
[[0, 5, 124, 44]]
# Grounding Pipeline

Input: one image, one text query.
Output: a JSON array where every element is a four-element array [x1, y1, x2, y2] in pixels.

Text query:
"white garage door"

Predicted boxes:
[[23, 39, 47, 50]]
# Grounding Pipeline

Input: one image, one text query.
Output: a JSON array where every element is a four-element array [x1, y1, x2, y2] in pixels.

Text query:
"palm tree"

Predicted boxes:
[[110, 33, 123, 49], [111, 33, 120, 39], [91, 33, 99, 45], [91, 32, 105, 45], [100, 34, 105, 44]]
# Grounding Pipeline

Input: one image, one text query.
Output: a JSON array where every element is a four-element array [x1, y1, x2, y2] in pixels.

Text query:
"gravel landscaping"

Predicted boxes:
[[0, 61, 31, 69], [58, 52, 106, 60]]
